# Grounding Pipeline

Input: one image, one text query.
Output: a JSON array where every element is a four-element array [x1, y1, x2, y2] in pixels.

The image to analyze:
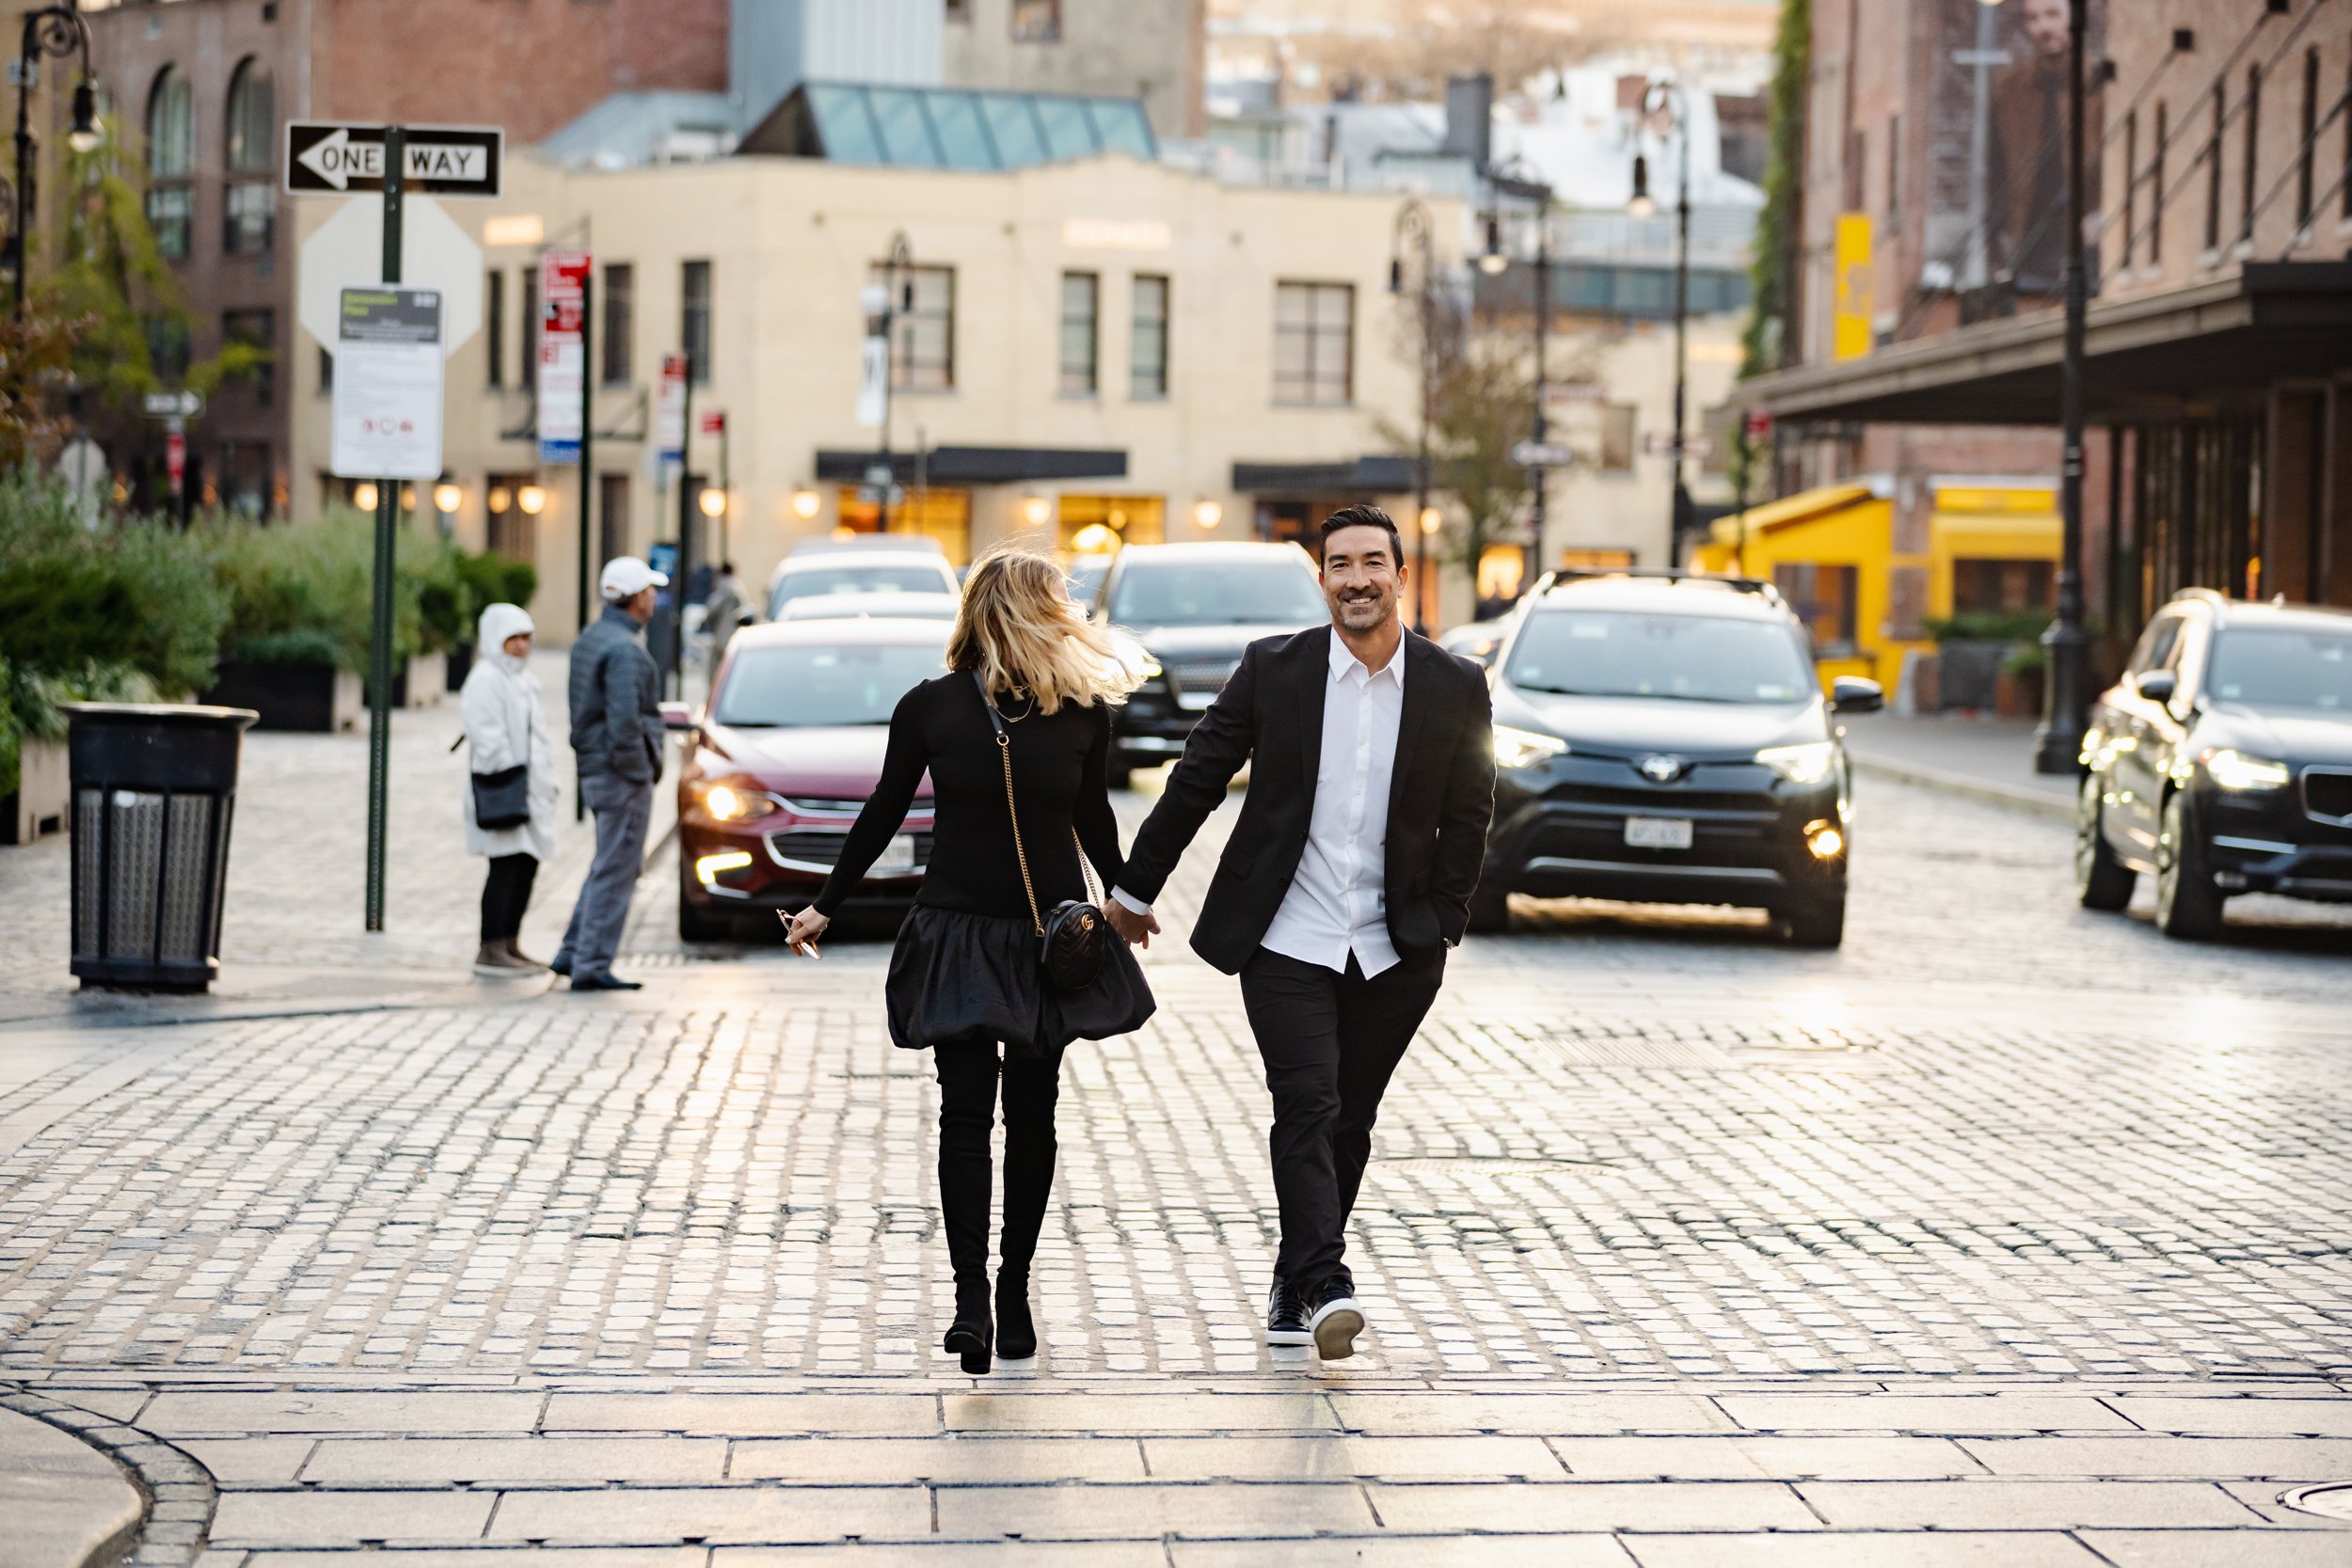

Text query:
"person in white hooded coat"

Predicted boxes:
[[463, 602, 560, 974]]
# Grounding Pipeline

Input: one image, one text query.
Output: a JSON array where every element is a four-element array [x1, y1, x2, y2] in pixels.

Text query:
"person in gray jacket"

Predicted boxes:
[[552, 555, 669, 991]]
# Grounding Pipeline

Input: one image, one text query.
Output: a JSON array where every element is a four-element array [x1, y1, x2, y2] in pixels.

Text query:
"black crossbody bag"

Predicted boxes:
[[975, 673, 1115, 990], [471, 764, 532, 829]]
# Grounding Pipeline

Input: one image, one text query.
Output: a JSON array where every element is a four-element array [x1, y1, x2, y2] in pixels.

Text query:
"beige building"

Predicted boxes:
[[289, 143, 1465, 640]]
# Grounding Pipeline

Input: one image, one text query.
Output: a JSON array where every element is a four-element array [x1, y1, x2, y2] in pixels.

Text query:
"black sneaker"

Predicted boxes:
[[1265, 1278, 1311, 1347], [1306, 1276, 1365, 1361]]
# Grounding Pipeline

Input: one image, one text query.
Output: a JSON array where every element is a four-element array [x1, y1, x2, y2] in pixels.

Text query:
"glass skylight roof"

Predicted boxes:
[[798, 83, 1156, 171]]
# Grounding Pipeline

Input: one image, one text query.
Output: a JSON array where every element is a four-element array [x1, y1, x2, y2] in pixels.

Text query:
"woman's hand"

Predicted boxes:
[[784, 907, 831, 957]]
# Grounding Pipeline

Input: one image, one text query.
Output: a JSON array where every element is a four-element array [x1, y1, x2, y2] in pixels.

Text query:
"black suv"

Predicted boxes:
[[1092, 542, 1327, 785], [1476, 572, 1883, 947], [2076, 590, 2352, 938]]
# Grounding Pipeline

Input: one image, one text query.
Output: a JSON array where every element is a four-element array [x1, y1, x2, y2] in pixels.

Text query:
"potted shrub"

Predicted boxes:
[[202, 514, 384, 732], [1924, 610, 2050, 714]]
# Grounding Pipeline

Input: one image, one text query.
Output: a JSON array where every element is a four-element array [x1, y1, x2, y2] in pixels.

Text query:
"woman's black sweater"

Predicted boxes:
[[812, 671, 1125, 922]]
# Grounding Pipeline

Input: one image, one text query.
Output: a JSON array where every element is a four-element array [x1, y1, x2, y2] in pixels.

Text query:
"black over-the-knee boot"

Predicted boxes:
[[993, 1047, 1064, 1359], [932, 1044, 997, 1373]]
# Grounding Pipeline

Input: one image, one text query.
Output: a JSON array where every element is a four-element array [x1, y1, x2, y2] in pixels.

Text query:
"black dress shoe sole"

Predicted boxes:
[[570, 977, 644, 991]]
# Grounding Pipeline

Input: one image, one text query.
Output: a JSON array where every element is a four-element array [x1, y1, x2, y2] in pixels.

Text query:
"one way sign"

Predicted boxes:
[[284, 121, 503, 198]]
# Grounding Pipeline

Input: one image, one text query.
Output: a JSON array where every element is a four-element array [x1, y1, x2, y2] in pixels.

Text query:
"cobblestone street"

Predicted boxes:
[[4, 725, 2352, 1562]]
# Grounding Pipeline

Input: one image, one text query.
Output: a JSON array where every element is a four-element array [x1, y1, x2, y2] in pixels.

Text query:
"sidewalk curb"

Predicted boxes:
[[0, 1386, 215, 1568], [1851, 753, 2076, 823]]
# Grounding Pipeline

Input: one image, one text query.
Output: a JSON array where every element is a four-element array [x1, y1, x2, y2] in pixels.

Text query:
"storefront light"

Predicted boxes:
[[699, 487, 728, 518], [352, 482, 378, 511], [517, 483, 547, 515], [1192, 499, 1222, 530], [1020, 495, 1053, 529], [433, 482, 463, 514], [791, 488, 821, 520]]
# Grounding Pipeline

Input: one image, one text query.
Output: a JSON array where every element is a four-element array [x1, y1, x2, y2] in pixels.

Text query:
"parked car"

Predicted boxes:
[[1090, 541, 1327, 785], [669, 617, 948, 940], [1065, 552, 1115, 606], [1475, 571, 1882, 947], [778, 592, 960, 622], [1440, 612, 1519, 667], [2076, 589, 2352, 939], [764, 540, 958, 622]]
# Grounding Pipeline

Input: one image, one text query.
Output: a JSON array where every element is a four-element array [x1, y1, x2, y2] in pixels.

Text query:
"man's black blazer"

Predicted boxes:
[[1118, 625, 1497, 975]]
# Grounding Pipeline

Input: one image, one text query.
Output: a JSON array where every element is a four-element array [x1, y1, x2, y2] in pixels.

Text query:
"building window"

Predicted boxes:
[[603, 262, 633, 386], [1058, 271, 1098, 396], [146, 66, 192, 260], [681, 259, 711, 384], [2150, 102, 2167, 264], [486, 474, 536, 562], [148, 319, 191, 383], [485, 270, 505, 387], [2205, 82, 2224, 251], [2296, 47, 2318, 227], [1599, 403, 1636, 473], [2241, 66, 2261, 241], [1131, 274, 1168, 399], [223, 309, 275, 408], [222, 59, 275, 254], [1843, 128, 1866, 213], [1272, 281, 1353, 405], [1010, 0, 1060, 41], [599, 473, 631, 563], [1773, 562, 1860, 655], [1951, 559, 2054, 615], [945, 0, 970, 19], [1885, 113, 1901, 226], [2121, 110, 2137, 271], [881, 262, 955, 391]]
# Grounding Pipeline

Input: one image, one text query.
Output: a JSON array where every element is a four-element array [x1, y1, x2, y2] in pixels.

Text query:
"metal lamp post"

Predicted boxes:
[[1390, 197, 1437, 631], [1629, 78, 1694, 557], [2032, 0, 2092, 774], [10, 4, 100, 318], [871, 230, 914, 532]]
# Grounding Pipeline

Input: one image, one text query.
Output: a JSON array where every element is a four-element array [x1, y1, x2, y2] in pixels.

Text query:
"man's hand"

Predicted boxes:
[[1104, 901, 1160, 947]]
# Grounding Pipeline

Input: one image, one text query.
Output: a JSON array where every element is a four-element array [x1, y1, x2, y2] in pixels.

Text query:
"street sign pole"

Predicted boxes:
[[674, 368, 694, 697], [363, 125, 405, 933]]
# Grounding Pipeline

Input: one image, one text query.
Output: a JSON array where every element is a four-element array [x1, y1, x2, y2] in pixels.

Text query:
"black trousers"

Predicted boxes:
[[932, 1041, 1066, 1293], [479, 852, 538, 943], [1238, 945, 1444, 1298]]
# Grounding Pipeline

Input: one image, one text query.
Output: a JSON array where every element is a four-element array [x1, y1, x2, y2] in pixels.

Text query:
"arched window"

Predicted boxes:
[[223, 57, 276, 254], [145, 67, 192, 260]]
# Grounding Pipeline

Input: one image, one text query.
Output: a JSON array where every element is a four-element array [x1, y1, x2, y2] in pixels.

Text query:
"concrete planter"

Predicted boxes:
[[203, 660, 363, 732], [1994, 665, 2045, 720], [389, 651, 448, 709], [444, 641, 475, 692], [2, 737, 69, 845]]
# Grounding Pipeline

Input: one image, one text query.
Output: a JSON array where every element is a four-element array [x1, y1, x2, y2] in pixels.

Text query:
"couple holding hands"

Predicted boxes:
[[787, 506, 1496, 1371]]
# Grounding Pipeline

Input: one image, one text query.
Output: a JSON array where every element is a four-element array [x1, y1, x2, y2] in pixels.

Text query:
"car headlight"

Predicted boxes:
[[1756, 740, 1837, 785], [2202, 748, 2291, 791], [702, 783, 778, 822], [1491, 723, 1569, 770]]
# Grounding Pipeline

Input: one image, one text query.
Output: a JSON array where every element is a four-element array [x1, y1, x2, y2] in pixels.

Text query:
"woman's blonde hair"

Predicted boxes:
[[948, 546, 1138, 714]]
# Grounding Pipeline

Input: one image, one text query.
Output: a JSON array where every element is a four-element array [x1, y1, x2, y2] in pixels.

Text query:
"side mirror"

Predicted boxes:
[[2134, 669, 2178, 705], [659, 701, 698, 733], [1830, 676, 1883, 714]]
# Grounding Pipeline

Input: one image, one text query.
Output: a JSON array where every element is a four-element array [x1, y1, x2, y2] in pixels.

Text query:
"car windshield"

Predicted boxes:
[[713, 641, 945, 727], [1506, 609, 1816, 704], [2205, 627, 2352, 712], [769, 564, 951, 618], [1110, 560, 1326, 627]]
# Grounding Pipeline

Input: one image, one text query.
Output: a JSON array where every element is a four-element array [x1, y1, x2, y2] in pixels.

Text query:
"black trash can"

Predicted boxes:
[[63, 703, 259, 991]]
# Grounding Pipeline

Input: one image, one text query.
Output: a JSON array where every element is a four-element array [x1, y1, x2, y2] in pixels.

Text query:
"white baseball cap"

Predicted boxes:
[[600, 556, 670, 599]]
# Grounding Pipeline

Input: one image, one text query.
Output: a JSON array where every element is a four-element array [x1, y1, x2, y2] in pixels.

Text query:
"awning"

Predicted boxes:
[[1706, 482, 1879, 546], [814, 446, 1128, 485], [1232, 455, 1417, 494], [1734, 261, 2352, 426]]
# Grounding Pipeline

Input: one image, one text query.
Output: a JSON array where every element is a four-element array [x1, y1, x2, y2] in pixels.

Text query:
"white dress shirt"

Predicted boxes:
[[1115, 629, 1406, 977], [1263, 628, 1406, 975]]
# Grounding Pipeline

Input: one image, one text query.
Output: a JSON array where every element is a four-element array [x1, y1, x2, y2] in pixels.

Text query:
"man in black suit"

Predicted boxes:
[[1105, 506, 1496, 1360]]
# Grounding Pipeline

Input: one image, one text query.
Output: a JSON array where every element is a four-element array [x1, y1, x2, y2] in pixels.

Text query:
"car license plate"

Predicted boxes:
[[873, 833, 917, 874], [1624, 816, 1693, 850]]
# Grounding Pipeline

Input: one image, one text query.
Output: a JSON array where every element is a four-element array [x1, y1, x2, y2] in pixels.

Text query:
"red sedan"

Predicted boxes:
[[671, 616, 948, 941]]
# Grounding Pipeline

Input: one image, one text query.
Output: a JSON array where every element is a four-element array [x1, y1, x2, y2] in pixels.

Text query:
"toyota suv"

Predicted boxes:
[[2076, 590, 2352, 938], [1476, 572, 1882, 947]]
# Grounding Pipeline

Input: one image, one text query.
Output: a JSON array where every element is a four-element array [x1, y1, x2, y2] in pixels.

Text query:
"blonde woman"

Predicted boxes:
[[787, 547, 1152, 1373]]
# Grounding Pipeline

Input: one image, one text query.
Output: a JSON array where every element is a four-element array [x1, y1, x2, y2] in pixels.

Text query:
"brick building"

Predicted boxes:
[[1739, 0, 2352, 671], [79, 0, 728, 515]]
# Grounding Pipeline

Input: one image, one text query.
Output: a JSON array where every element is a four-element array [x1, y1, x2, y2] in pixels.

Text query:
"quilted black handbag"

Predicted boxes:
[[975, 673, 1114, 990], [471, 764, 532, 830]]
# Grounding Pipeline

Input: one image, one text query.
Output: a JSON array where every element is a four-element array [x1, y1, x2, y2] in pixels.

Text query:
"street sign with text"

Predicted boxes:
[[658, 353, 689, 469], [1644, 432, 1715, 459], [537, 250, 590, 466], [1510, 439, 1576, 469], [331, 287, 445, 481], [285, 122, 503, 198], [142, 389, 203, 420]]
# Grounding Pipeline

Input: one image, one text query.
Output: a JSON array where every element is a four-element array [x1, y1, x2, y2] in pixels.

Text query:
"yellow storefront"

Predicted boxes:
[[1693, 479, 2061, 693]]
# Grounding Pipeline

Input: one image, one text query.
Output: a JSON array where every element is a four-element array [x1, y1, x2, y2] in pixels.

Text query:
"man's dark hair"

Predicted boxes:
[[1319, 504, 1403, 567]]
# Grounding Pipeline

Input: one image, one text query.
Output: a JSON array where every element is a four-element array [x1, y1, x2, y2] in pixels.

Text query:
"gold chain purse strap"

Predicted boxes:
[[975, 673, 1097, 940]]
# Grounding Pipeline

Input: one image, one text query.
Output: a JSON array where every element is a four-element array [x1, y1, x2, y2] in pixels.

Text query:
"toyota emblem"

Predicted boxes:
[[1639, 754, 1687, 784]]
